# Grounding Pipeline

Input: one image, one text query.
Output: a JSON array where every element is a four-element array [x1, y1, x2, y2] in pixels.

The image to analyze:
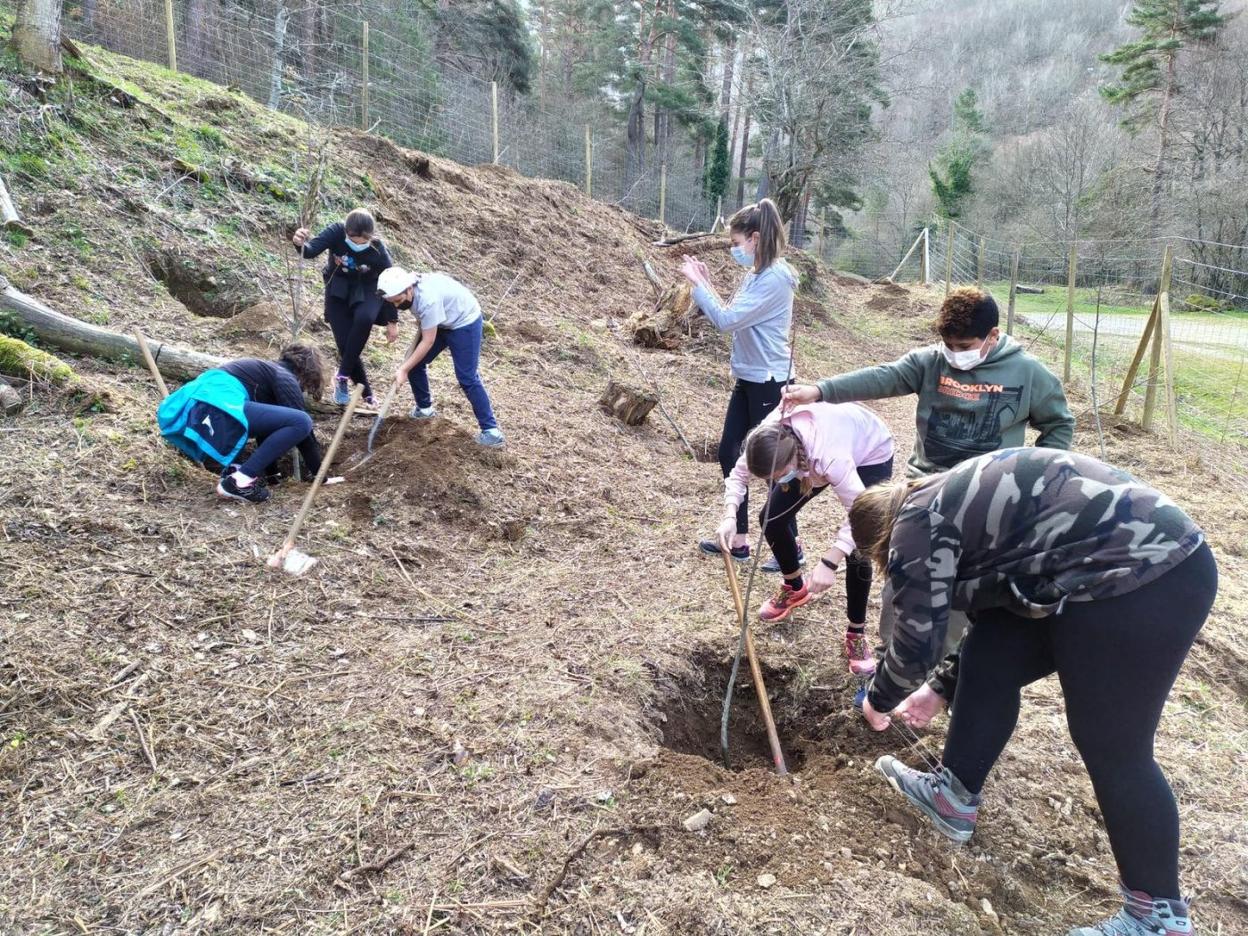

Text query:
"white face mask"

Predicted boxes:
[[941, 336, 996, 371]]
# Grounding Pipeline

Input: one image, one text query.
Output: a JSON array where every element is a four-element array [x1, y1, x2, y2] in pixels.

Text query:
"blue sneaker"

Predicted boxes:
[[477, 427, 505, 447], [874, 756, 980, 844], [853, 684, 867, 710], [409, 405, 437, 420], [1067, 889, 1193, 935], [332, 376, 350, 405], [698, 539, 749, 562]]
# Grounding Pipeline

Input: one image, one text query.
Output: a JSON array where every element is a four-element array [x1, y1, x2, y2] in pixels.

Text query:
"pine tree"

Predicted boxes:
[[702, 117, 730, 201], [1100, 0, 1226, 224], [929, 88, 987, 219]]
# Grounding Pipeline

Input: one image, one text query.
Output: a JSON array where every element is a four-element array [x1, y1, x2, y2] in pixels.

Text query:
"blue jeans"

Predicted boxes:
[[406, 317, 498, 431], [240, 401, 314, 477]]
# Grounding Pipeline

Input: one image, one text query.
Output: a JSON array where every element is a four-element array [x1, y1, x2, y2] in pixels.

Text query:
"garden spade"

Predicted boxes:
[[350, 329, 423, 472]]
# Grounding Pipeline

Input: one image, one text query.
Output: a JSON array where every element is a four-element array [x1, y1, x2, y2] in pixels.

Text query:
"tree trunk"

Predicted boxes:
[[720, 36, 735, 123], [736, 72, 753, 209], [537, 0, 549, 108], [182, 0, 215, 77], [1152, 40, 1178, 227], [626, 80, 647, 186], [600, 380, 658, 426], [301, 0, 319, 83], [12, 0, 63, 74], [0, 275, 225, 381], [268, 5, 290, 111]]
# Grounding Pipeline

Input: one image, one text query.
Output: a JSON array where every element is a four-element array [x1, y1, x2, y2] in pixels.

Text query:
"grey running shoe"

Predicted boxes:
[[476, 427, 505, 448], [1067, 889, 1193, 936], [761, 547, 805, 574], [409, 405, 437, 420], [874, 756, 979, 844], [332, 376, 350, 405]]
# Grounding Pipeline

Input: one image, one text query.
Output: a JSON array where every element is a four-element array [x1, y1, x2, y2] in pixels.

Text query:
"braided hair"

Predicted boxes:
[[744, 421, 814, 496]]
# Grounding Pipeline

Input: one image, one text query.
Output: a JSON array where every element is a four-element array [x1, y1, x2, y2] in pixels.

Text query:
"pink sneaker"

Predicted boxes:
[[845, 630, 876, 675], [758, 582, 811, 622]]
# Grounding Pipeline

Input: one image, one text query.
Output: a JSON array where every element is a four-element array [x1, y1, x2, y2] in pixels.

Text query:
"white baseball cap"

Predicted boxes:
[[377, 266, 419, 299]]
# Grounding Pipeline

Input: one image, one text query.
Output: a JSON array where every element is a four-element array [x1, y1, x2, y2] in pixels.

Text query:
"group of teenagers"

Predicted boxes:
[[162, 197, 1214, 935], [160, 208, 505, 504], [684, 198, 1215, 936]]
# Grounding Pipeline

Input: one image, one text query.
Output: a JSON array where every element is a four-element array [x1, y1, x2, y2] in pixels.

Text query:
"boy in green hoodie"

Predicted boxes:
[[783, 287, 1074, 720]]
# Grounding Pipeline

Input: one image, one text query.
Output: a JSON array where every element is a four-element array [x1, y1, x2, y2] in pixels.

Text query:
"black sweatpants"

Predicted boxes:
[[759, 456, 894, 623], [325, 295, 383, 392], [942, 542, 1216, 898], [719, 378, 784, 535]]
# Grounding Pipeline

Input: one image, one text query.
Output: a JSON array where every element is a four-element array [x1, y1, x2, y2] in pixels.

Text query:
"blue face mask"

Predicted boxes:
[[731, 245, 755, 268], [775, 468, 800, 485], [345, 238, 370, 253]]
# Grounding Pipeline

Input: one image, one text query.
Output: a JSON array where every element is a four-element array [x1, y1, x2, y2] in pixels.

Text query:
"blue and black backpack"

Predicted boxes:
[[156, 369, 249, 468]]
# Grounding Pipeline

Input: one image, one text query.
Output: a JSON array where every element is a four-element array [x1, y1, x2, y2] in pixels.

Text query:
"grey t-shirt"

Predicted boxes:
[[414, 272, 482, 331]]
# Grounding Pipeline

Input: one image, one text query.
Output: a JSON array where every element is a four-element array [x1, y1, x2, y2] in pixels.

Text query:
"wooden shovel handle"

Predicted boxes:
[[279, 385, 362, 552], [133, 327, 169, 398]]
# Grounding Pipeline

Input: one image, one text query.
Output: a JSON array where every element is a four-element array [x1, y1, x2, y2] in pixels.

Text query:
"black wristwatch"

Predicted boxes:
[[820, 557, 839, 571]]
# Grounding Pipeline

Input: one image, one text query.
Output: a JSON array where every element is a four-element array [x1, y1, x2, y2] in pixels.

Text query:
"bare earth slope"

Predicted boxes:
[[1, 43, 1246, 935]]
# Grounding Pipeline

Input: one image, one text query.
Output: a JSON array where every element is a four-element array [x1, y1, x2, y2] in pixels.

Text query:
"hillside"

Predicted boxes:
[[1, 39, 1247, 936]]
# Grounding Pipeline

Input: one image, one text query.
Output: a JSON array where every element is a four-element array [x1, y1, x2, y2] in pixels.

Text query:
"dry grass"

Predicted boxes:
[[1, 41, 1247, 936]]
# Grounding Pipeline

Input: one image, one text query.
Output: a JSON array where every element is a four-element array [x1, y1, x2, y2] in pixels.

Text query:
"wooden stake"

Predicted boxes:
[[816, 208, 826, 260], [132, 327, 169, 398], [658, 162, 667, 226], [268, 386, 362, 568], [360, 22, 370, 131], [1115, 296, 1160, 415], [888, 228, 926, 283], [977, 235, 986, 287], [1159, 245, 1178, 444], [944, 221, 954, 297], [919, 228, 930, 284], [163, 0, 177, 71], [721, 553, 787, 777], [1006, 248, 1020, 335], [1063, 243, 1078, 385], [584, 126, 592, 197], [491, 81, 500, 164]]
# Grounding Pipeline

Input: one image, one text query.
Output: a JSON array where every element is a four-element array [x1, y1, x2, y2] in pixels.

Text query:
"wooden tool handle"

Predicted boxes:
[[281, 386, 362, 550], [375, 329, 423, 422], [132, 327, 170, 398], [721, 551, 789, 777]]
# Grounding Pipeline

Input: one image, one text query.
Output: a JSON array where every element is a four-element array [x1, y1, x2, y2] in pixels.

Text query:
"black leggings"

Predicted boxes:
[[326, 295, 383, 392], [759, 457, 894, 623], [719, 378, 783, 534], [942, 542, 1216, 898]]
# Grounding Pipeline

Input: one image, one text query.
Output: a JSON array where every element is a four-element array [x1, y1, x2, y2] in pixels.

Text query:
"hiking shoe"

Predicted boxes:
[[410, 405, 437, 420], [853, 683, 867, 711], [874, 756, 979, 844], [477, 427, 505, 448], [845, 630, 877, 676], [333, 376, 350, 405], [698, 539, 750, 562], [1067, 889, 1193, 935], [762, 547, 805, 574], [758, 582, 811, 622], [362, 393, 379, 408], [216, 474, 271, 504]]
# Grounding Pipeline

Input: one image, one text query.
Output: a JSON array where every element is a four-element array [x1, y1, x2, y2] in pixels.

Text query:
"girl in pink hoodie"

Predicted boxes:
[[717, 402, 894, 670]]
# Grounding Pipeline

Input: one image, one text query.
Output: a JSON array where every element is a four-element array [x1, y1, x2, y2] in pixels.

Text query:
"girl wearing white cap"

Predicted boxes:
[[377, 266, 504, 448]]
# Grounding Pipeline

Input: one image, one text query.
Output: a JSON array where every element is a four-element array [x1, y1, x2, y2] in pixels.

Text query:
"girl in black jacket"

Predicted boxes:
[[292, 208, 395, 406], [216, 345, 326, 503]]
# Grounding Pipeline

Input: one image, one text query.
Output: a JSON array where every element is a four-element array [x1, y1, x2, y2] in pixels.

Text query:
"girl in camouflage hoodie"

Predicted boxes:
[[849, 447, 1214, 936]]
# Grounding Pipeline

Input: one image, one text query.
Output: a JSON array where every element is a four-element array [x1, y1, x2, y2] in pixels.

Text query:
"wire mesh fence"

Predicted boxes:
[[52, 0, 719, 232], [925, 219, 1248, 476]]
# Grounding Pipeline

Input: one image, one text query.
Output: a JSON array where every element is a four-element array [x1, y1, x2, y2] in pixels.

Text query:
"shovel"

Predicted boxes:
[[267, 385, 363, 575], [350, 329, 423, 472]]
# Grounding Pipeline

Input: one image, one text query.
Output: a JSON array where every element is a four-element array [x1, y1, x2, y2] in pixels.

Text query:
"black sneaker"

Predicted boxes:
[[698, 539, 749, 562], [217, 474, 271, 504], [762, 547, 805, 574]]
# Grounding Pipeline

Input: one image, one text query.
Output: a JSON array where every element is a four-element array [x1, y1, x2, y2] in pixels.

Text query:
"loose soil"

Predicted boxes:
[[1, 39, 1246, 936]]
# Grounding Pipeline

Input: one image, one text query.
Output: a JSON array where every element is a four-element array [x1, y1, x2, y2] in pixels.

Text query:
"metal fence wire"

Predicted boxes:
[[56, 0, 719, 232]]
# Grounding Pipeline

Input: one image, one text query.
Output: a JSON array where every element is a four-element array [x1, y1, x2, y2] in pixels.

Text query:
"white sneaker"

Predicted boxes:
[[409, 405, 436, 420]]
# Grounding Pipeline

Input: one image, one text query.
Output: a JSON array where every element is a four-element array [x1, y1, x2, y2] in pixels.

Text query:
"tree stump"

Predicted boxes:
[[600, 380, 657, 426], [0, 379, 24, 415], [627, 280, 698, 349]]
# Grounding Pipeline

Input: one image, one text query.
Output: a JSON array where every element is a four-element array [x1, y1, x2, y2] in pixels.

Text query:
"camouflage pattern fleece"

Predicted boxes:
[[867, 447, 1206, 713]]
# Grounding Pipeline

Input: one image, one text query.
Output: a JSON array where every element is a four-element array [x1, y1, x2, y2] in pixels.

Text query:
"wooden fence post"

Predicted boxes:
[[944, 221, 954, 297], [1159, 245, 1177, 440], [491, 81, 500, 164], [713, 195, 723, 233], [360, 22, 369, 131], [977, 235, 986, 287], [919, 228, 930, 284], [584, 126, 592, 197], [163, 0, 177, 71], [1141, 247, 1175, 432], [1063, 242, 1078, 385], [1006, 247, 1020, 335], [658, 162, 667, 225]]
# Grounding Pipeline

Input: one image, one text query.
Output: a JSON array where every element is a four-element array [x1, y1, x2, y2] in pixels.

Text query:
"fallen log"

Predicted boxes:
[[600, 380, 657, 426], [1016, 284, 1045, 295], [653, 231, 718, 248], [0, 274, 225, 382]]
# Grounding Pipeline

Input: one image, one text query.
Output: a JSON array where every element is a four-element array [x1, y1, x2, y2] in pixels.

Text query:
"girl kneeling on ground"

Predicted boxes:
[[292, 208, 396, 406], [216, 345, 327, 503], [680, 198, 797, 568], [716, 402, 893, 672], [376, 266, 504, 448], [850, 446, 1215, 936]]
